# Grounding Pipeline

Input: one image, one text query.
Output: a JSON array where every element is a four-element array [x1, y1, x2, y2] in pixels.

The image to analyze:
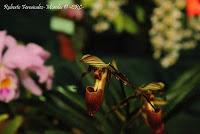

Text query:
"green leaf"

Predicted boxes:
[[56, 86, 85, 109], [45, 130, 70, 134], [1, 115, 23, 134], [81, 0, 93, 7], [123, 14, 138, 34], [44, 95, 98, 134], [113, 13, 124, 33], [0, 114, 9, 122], [166, 112, 200, 134], [135, 6, 145, 23], [50, 16, 75, 35], [48, 0, 72, 10], [66, 85, 77, 92], [164, 67, 200, 116]]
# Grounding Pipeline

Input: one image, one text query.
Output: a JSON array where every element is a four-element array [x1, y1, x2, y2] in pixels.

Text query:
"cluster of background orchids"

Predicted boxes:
[[81, 54, 166, 134], [0, 31, 54, 103]]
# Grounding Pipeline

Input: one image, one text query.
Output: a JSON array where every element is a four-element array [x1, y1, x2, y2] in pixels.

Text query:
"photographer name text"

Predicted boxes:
[[4, 3, 83, 10]]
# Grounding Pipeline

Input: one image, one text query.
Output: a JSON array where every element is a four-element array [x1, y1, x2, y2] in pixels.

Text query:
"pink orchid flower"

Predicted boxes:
[[0, 30, 54, 103]]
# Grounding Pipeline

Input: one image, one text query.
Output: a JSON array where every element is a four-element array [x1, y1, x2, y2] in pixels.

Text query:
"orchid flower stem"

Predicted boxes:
[[121, 108, 142, 133], [4, 103, 14, 117], [142, 94, 157, 112], [109, 93, 138, 113], [119, 81, 130, 117]]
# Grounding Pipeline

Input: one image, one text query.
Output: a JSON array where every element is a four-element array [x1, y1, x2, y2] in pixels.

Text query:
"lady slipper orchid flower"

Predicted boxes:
[[0, 30, 54, 103], [81, 54, 136, 116], [85, 69, 108, 116], [143, 102, 165, 134], [109, 82, 166, 133], [140, 82, 166, 134]]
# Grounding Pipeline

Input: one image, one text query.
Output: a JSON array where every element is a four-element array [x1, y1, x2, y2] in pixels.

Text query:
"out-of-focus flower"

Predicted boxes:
[[93, 21, 110, 33], [0, 66, 18, 102], [186, 0, 200, 17], [188, 16, 200, 33], [62, 8, 84, 21], [85, 69, 108, 116], [83, 0, 126, 32], [150, 0, 200, 68], [0, 30, 54, 102], [90, 0, 125, 20], [58, 0, 84, 21], [57, 34, 76, 61]]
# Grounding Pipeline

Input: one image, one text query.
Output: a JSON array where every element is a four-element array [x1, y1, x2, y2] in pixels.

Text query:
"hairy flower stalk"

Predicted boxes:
[[85, 69, 108, 116]]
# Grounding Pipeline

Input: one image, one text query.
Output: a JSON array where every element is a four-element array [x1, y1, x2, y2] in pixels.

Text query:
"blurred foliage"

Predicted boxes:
[[50, 16, 75, 35], [48, 0, 72, 8]]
